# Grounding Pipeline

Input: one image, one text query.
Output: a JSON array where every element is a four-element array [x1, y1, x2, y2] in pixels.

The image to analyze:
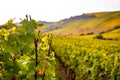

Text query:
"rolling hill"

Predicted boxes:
[[42, 11, 120, 36]]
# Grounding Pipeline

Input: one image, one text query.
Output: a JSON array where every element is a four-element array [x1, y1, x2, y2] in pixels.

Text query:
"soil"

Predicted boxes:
[[55, 53, 72, 80]]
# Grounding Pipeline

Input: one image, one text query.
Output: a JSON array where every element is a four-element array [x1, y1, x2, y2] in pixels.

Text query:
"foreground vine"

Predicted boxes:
[[0, 16, 56, 80]]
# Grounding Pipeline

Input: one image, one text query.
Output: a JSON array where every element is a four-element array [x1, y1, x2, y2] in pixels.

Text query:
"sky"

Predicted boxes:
[[0, 0, 120, 24]]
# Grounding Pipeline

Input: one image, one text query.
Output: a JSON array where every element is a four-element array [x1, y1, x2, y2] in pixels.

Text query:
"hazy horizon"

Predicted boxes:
[[0, 0, 120, 24]]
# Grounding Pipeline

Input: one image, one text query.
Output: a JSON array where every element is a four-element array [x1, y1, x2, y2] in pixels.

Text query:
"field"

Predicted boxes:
[[0, 14, 120, 80], [46, 11, 120, 36], [52, 30, 120, 80]]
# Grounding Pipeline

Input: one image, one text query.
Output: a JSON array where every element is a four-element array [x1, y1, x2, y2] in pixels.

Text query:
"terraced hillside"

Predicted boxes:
[[43, 11, 120, 36]]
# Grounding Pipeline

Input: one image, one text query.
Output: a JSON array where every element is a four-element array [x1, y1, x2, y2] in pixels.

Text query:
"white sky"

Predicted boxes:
[[0, 0, 120, 24]]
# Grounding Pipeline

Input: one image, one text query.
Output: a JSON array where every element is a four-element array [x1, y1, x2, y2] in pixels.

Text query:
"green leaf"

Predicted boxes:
[[18, 33, 35, 45], [13, 61, 21, 75]]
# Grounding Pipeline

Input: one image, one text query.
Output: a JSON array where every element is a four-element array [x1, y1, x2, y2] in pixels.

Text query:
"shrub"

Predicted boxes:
[[87, 32, 94, 35], [100, 31, 105, 34], [114, 26, 120, 29], [80, 33, 84, 36], [94, 34, 104, 39]]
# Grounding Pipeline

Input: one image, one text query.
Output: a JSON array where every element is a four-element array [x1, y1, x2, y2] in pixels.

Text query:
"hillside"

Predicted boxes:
[[42, 11, 120, 36]]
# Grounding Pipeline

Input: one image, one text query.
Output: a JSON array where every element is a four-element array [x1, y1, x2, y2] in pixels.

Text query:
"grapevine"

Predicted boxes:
[[0, 16, 56, 80]]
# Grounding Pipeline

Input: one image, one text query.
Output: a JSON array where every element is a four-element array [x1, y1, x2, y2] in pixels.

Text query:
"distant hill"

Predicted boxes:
[[41, 11, 120, 36]]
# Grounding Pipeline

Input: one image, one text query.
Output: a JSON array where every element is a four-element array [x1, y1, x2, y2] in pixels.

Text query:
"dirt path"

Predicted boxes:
[[51, 46, 75, 80], [55, 53, 72, 80]]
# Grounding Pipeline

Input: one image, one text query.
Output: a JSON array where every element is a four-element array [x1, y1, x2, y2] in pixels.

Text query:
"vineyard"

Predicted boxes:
[[0, 17, 120, 80], [52, 35, 120, 80]]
